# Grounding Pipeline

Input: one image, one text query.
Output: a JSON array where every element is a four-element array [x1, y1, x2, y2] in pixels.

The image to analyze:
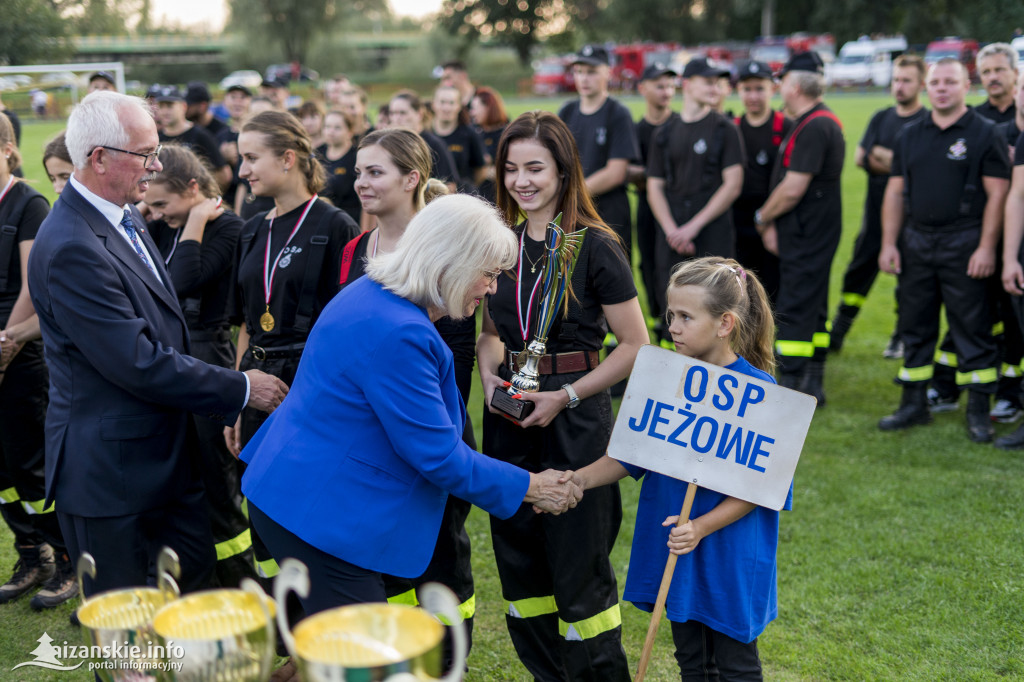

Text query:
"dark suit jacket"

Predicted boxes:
[[27, 181, 247, 517]]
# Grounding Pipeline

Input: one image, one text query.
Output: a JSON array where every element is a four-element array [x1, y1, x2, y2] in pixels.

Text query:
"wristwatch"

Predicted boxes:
[[562, 383, 581, 409]]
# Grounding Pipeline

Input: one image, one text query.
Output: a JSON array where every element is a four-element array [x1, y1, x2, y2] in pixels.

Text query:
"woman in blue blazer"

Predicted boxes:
[[240, 194, 581, 612]]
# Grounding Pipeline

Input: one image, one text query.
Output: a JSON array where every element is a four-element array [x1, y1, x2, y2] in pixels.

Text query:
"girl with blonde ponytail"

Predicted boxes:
[[570, 255, 789, 682]]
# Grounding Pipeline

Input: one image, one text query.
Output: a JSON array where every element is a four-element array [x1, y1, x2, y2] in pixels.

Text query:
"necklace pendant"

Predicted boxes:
[[531, 264, 536, 274]]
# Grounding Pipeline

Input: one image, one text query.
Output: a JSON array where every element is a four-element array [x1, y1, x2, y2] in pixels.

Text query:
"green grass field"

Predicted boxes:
[[1, 92, 1022, 680]]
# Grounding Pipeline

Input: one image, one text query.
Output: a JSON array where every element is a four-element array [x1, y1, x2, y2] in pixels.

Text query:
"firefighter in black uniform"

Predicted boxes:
[[647, 57, 744, 346], [878, 58, 1011, 442], [558, 44, 640, 258], [753, 52, 845, 402], [931, 43, 1022, 417], [733, 59, 794, 303], [830, 55, 928, 355]]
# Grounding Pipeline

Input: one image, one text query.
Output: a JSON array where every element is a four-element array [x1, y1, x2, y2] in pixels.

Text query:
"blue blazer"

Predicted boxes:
[[28, 182, 247, 517], [241, 276, 530, 578]]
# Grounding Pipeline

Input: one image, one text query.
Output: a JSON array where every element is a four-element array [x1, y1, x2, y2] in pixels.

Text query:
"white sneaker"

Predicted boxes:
[[990, 399, 1023, 423]]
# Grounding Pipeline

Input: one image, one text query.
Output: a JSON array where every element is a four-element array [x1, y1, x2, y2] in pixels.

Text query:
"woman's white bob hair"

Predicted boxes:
[[366, 194, 518, 319]]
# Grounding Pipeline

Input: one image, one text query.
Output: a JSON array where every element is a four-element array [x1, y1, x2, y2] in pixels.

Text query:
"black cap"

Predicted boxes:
[[780, 51, 824, 76], [154, 85, 185, 103], [89, 71, 116, 86], [145, 83, 162, 99], [737, 60, 775, 81], [640, 63, 678, 81], [682, 57, 730, 79], [185, 81, 211, 104], [261, 77, 288, 89], [226, 84, 253, 97], [571, 44, 611, 67]]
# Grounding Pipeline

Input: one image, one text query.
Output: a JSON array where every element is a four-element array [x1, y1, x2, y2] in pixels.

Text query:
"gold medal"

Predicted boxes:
[[260, 311, 275, 332]]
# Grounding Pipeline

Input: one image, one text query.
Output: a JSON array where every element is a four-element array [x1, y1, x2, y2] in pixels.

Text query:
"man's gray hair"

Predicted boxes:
[[977, 42, 1018, 71], [791, 71, 825, 99], [65, 91, 151, 169]]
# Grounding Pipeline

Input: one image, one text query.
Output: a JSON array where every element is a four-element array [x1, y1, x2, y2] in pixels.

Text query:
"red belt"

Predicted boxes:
[[506, 349, 600, 375]]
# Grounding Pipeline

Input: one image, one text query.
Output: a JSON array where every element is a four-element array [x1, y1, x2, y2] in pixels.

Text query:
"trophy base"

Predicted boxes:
[[491, 388, 535, 421]]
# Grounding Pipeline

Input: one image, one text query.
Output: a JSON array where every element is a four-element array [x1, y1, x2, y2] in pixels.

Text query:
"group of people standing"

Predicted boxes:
[[0, 50, 838, 682]]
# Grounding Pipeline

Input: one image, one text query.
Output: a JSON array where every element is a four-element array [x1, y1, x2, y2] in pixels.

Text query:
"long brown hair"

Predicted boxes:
[[667, 257, 776, 374], [494, 110, 619, 247]]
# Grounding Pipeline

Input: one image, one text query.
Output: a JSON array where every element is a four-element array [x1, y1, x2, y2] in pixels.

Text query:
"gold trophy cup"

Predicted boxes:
[[492, 214, 587, 420], [274, 558, 467, 682], [76, 547, 181, 681]]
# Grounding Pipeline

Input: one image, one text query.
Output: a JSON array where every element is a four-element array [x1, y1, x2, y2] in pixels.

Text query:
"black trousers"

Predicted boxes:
[[734, 230, 779, 306], [483, 367, 630, 682], [775, 192, 842, 375], [249, 503, 385, 614], [59, 483, 215, 596], [0, 340, 64, 554], [671, 620, 763, 682], [636, 191, 664, 319], [190, 332, 255, 587], [837, 183, 896, 320], [898, 226, 997, 391], [238, 351, 303, 582]]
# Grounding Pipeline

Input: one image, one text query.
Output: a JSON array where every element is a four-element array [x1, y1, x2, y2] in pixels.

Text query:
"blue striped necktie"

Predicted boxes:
[[120, 209, 154, 273]]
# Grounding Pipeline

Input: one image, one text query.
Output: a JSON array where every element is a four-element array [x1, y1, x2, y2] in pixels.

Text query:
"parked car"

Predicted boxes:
[[531, 56, 575, 95], [925, 37, 980, 82], [219, 70, 263, 90]]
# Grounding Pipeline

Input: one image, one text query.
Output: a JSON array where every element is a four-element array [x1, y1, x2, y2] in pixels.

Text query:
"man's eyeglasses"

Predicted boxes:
[[91, 145, 163, 169]]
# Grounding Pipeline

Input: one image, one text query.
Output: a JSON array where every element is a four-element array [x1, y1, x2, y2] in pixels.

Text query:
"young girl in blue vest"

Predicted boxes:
[[573, 256, 792, 681]]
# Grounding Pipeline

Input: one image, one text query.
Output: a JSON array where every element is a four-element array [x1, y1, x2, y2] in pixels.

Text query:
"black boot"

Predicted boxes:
[[995, 422, 1024, 450], [879, 384, 932, 430], [801, 359, 827, 407], [829, 308, 855, 352], [966, 391, 994, 443], [0, 543, 55, 604]]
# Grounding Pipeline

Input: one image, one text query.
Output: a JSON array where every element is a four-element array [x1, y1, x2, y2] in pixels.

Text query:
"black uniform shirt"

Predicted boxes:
[[0, 182, 47, 324], [315, 143, 361, 224], [733, 111, 795, 231], [420, 131, 461, 186], [478, 124, 506, 162], [438, 125, 486, 192], [160, 125, 227, 170], [558, 97, 639, 196], [636, 113, 680, 194], [975, 99, 1016, 124], [201, 116, 229, 140], [860, 106, 929, 191], [151, 211, 243, 330], [234, 199, 358, 346], [998, 119, 1021, 149], [770, 102, 845, 191], [488, 226, 636, 355], [891, 108, 1011, 226], [646, 110, 744, 198]]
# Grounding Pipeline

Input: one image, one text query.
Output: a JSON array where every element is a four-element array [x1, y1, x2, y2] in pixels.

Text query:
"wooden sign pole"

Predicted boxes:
[[634, 481, 698, 682]]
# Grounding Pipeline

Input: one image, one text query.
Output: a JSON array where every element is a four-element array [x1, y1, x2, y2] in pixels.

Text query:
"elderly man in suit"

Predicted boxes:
[[27, 91, 288, 596]]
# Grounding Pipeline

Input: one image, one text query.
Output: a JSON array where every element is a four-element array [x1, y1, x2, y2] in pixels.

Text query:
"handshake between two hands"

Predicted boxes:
[[525, 469, 586, 515]]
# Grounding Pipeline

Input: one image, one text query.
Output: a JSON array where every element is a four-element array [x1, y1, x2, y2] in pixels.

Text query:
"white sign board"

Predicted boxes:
[[608, 345, 816, 510]]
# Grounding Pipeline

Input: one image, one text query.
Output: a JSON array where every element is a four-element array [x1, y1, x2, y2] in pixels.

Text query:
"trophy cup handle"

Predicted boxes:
[[156, 546, 181, 603], [75, 552, 96, 607], [273, 558, 310, 660], [417, 583, 468, 682], [241, 578, 276, 678]]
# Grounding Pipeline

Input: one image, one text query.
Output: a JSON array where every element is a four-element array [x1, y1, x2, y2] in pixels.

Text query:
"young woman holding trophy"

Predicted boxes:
[[477, 110, 648, 682]]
